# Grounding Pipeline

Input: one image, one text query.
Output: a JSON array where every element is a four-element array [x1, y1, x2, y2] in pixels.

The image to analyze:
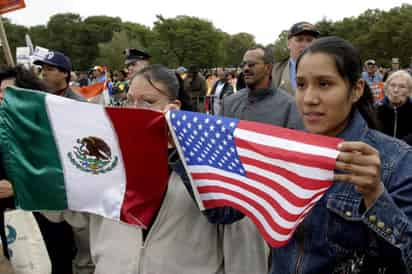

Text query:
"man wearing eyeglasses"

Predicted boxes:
[[271, 22, 320, 96], [221, 46, 303, 129], [217, 46, 303, 274], [124, 48, 151, 79]]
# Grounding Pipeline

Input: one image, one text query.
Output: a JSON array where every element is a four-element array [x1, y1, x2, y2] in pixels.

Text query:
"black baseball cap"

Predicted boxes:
[[124, 48, 151, 65], [288, 22, 320, 39], [33, 51, 72, 72]]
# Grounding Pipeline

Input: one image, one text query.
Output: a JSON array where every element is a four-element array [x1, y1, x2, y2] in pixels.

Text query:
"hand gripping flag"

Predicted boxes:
[[0, 86, 169, 228], [167, 110, 342, 247]]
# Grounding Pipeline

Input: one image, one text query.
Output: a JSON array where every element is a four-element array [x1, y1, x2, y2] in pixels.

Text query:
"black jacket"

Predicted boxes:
[[376, 97, 412, 140]]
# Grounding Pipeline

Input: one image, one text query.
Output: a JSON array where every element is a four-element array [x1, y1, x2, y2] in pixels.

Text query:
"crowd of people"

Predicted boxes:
[[0, 20, 411, 274]]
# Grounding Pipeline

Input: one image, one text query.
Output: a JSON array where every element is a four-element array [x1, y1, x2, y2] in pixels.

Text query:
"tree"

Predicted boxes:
[[272, 30, 289, 62], [83, 16, 122, 43], [315, 18, 336, 37], [150, 15, 224, 68], [96, 30, 143, 70], [121, 22, 152, 49], [3, 18, 28, 63], [223, 32, 256, 67], [28, 25, 49, 48]]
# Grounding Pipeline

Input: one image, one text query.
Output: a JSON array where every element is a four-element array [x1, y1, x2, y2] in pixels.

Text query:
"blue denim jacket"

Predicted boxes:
[[202, 111, 412, 273]]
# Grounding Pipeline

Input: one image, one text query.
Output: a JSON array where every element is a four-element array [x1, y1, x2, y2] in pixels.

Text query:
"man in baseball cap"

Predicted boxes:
[[124, 48, 151, 79], [362, 59, 383, 87], [33, 51, 90, 273], [272, 22, 320, 95], [34, 51, 84, 101]]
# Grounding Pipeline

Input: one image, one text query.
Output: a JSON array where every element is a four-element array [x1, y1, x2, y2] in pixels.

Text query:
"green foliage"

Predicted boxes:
[[122, 21, 152, 49], [96, 30, 143, 70], [272, 30, 289, 62], [2, 4, 412, 70], [271, 4, 412, 67], [150, 15, 224, 68], [223, 32, 256, 67], [3, 17, 28, 63]]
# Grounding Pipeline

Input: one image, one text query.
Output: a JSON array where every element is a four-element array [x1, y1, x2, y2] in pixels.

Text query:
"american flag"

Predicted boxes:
[[167, 110, 341, 247]]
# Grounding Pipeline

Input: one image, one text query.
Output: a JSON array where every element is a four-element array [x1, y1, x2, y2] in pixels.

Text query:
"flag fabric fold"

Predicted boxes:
[[0, 0, 25, 15], [72, 82, 106, 99], [167, 110, 342, 247], [0, 86, 169, 228]]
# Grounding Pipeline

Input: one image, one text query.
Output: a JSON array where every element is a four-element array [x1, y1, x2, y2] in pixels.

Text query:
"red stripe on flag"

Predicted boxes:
[[245, 172, 328, 207], [203, 198, 300, 247], [193, 172, 326, 217], [240, 156, 332, 190], [105, 108, 169, 228], [236, 138, 337, 170], [238, 120, 342, 150], [200, 186, 293, 234]]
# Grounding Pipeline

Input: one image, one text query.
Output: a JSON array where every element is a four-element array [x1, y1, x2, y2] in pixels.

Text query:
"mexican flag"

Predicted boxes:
[[0, 86, 169, 228]]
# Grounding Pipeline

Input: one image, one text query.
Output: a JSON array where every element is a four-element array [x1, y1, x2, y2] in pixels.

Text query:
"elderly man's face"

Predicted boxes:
[[387, 75, 410, 106]]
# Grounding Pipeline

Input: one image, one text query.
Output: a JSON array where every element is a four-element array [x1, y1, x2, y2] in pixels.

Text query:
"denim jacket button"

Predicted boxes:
[[345, 211, 352, 217], [377, 221, 385, 229], [368, 215, 377, 222]]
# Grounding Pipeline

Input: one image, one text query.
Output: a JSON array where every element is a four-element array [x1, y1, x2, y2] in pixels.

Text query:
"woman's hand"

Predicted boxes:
[[334, 141, 384, 209], [0, 179, 14, 199]]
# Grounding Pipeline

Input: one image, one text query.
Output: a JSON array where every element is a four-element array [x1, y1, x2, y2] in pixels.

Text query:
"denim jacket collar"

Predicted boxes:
[[337, 110, 368, 142]]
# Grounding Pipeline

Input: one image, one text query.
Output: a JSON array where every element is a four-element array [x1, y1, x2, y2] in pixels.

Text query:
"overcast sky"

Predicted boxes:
[[5, 0, 411, 45]]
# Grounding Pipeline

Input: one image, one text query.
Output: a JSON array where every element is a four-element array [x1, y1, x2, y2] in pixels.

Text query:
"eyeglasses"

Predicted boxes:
[[240, 61, 264, 68], [122, 98, 153, 109]]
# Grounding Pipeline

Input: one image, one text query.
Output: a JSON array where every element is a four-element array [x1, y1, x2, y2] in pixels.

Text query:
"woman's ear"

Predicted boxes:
[[163, 100, 182, 113], [351, 79, 365, 103]]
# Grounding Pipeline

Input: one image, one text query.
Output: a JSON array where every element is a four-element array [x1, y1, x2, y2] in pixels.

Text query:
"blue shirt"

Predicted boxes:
[[361, 71, 383, 86], [289, 58, 297, 90]]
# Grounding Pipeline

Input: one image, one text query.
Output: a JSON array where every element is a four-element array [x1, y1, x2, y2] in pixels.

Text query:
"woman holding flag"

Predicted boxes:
[[203, 37, 412, 273], [54, 64, 268, 274]]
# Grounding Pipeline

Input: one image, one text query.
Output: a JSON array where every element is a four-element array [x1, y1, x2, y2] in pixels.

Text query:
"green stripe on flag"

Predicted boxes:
[[0, 87, 68, 210]]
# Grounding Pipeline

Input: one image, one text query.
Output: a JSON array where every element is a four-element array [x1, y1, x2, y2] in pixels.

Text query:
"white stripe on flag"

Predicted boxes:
[[198, 179, 309, 227], [200, 192, 293, 242], [237, 147, 333, 181], [242, 164, 330, 198], [189, 166, 326, 213], [45, 95, 127, 219], [235, 128, 340, 159]]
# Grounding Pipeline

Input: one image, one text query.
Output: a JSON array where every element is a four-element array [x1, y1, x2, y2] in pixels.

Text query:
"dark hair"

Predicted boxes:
[[0, 65, 51, 92], [131, 64, 193, 111], [120, 70, 128, 79], [248, 46, 274, 64], [296, 36, 380, 130]]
